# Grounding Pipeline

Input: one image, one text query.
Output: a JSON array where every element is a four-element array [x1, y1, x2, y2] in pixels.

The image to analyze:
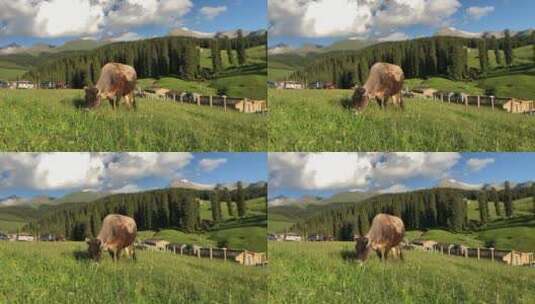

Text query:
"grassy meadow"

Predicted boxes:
[[0, 89, 266, 151], [0, 241, 267, 304], [268, 89, 535, 151], [269, 241, 535, 304]]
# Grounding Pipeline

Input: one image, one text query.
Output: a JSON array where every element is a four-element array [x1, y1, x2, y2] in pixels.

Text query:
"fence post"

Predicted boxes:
[[465, 95, 468, 109], [209, 95, 213, 107], [180, 246, 183, 255], [477, 248, 480, 260], [491, 96, 495, 110], [197, 95, 200, 106], [477, 95, 481, 108], [448, 94, 451, 103], [209, 247, 213, 260], [197, 248, 201, 259], [223, 96, 227, 112], [223, 248, 227, 262], [465, 249, 468, 258], [491, 248, 495, 262], [441, 246, 444, 255], [448, 246, 451, 256], [441, 94, 444, 103]]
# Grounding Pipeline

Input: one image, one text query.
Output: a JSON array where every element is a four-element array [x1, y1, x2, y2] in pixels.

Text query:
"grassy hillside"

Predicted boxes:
[[139, 197, 267, 252], [269, 89, 535, 151], [0, 242, 266, 304], [0, 67, 26, 80], [405, 77, 485, 95], [269, 241, 535, 304], [0, 89, 266, 151], [139, 46, 266, 100]]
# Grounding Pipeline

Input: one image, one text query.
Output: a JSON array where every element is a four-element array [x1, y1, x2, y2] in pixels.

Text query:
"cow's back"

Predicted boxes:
[[96, 63, 137, 97], [364, 63, 404, 98], [366, 213, 405, 249], [98, 214, 137, 250]]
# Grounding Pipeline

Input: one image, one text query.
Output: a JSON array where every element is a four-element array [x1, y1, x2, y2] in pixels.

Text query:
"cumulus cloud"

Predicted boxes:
[[0, 0, 193, 38], [466, 6, 495, 20], [466, 158, 495, 172], [108, 32, 144, 42], [269, 153, 460, 191], [199, 158, 227, 172], [0, 153, 193, 191], [377, 31, 409, 42], [269, 0, 461, 38], [200, 6, 227, 20]]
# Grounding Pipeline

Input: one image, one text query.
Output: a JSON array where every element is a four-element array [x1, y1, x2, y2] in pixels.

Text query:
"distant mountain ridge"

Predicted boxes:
[[0, 191, 107, 208], [168, 28, 266, 39], [435, 27, 534, 39], [268, 39, 374, 56]]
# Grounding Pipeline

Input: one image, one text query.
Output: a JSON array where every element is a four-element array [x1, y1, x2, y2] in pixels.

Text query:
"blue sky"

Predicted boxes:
[[268, 0, 535, 47], [268, 153, 535, 200], [0, 0, 267, 47], [0, 153, 267, 200]]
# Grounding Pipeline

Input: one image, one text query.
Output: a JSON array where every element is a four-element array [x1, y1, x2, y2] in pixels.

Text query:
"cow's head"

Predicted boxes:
[[84, 86, 100, 108], [355, 236, 371, 262], [86, 238, 103, 261], [352, 86, 369, 111]]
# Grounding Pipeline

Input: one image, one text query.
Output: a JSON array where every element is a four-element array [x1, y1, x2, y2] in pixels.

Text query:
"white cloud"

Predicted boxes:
[[200, 6, 227, 20], [108, 32, 144, 42], [269, 153, 460, 191], [269, 0, 461, 38], [0, 0, 193, 38], [466, 158, 495, 172], [466, 6, 494, 20], [379, 184, 410, 193], [0, 152, 193, 191], [199, 158, 227, 172], [378, 32, 409, 42], [110, 183, 141, 194]]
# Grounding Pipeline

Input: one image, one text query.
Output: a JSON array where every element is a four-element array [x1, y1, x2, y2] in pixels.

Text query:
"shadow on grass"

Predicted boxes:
[[339, 97, 354, 110], [340, 249, 358, 262], [72, 249, 92, 261]]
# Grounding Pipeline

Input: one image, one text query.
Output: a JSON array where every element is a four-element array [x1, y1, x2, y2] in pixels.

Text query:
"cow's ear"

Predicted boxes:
[[363, 237, 369, 245], [85, 237, 91, 244], [358, 87, 366, 95]]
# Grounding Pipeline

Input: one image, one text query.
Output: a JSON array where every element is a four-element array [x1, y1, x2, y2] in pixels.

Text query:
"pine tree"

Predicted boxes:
[[532, 31, 535, 63], [210, 190, 222, 222], [210, 39, 223, 73], [531, 184, 535, 214], [236, 29, 247, 65], [478, 191, 489, 224], [358, 213, 369, 235], [478, 40, 489, 74], [490, 188, 502, 216], [225, 37, 235, 65], [504, 181, 514, 217], [236, 181, 246, 217], [492, 36, 502, 65], [504, 30, 514, 66]]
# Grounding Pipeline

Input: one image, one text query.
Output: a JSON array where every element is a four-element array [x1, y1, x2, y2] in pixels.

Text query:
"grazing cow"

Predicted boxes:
[[86, 214, 137, 262], [352, 62, 405, 111], [84, 63, 137, 110], [355, 213, 405, 263]]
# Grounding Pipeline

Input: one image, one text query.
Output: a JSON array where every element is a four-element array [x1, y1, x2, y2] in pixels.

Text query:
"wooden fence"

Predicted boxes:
[[137, 243, 267, 266], [140, 90, 267, 114], [422, 243, 535, 267], [410, 89, 535, 114]]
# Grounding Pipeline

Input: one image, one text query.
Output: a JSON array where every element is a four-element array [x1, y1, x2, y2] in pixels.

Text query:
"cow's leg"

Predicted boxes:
[[107, 97, 115, 110], [131, 246, 137, 261], [383, 97, 389, 109], [399, 94, 405, 110], [131, 93, 137, 111], [383, 247, 390, 261], [398, 247, 404, 261], [376, 249, 383, 260], [114, 96, 121, 110], [375, 97, 382, 109]]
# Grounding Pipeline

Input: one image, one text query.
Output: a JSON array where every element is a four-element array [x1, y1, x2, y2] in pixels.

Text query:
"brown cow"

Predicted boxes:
[[352, 62, 405, 111], [84, 63, 137, 110], [355, 213, 405, 262], [86, 214, 137, 262]]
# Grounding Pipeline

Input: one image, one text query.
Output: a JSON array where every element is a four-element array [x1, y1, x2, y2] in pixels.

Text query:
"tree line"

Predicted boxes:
[[24, 184, 267, 241], [291, 31, 533, 88], [24, 32, 266, 88], [291, 184, 535, 240]]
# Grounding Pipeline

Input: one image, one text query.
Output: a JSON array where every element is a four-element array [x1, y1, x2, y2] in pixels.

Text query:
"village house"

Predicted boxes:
[[0, 80, 8, 88], [143, 239, 170, 250], [16, 80, 35, 89], [279, 81, 304, 90], [235, 251, 267, 266], [0, 232, 8, 240], [308, 233, 324, 241], [283, 233, 302, 241], [40, 233, 59, 241], [16, 233, 35, 241]]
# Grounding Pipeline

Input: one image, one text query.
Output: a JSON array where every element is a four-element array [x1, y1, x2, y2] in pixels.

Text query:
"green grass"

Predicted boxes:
[[479, 72, 535, 100], [0, 241, 266, 304], [137, 77, 217, 96], [416, 230, 484, 248], [269, 89, 535, 151], [268, 68, 294, 81], [0, 89, 267, 151], [0, 67, 26, 80], [268, 213, 295, 234], [269, 241, 535, 304], [405, 77, 485, 95]]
